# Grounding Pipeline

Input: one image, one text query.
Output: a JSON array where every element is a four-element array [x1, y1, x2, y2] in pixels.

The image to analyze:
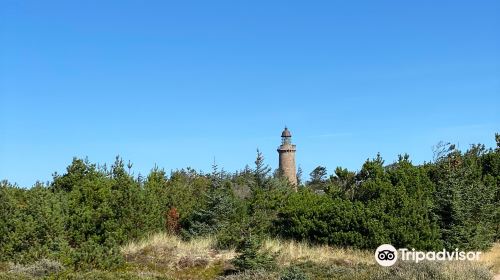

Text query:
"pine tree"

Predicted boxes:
[[184, 163, 237, 237], [296, 165, 303, 186], [254, 149, 271, 189], [232, 226, 275, 271], [142, 167, 168, 232], [433, 145, 497, 250]]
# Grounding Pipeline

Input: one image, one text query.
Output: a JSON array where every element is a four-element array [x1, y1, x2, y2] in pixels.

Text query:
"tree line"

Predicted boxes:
[[0, 135, 499, 270]]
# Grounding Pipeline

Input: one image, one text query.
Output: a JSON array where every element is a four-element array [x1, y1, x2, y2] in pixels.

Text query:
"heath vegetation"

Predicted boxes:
[[0, 134, 499, 279]]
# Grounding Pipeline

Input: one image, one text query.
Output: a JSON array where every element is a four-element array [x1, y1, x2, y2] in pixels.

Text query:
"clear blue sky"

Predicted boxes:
[[1, 0, 499, 187]]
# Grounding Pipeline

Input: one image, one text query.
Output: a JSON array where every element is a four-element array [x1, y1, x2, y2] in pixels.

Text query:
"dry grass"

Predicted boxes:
[[121, 234, 499, 279], [441, 261, 494, 279], [481, 243, 500, 274], [120, 233, 376, 278], [121, 232, 236, 270], [261, 238, 374, 267], [369, 261, 493, 280], [122, 233, 377, 269], [8, 259, 64, 278]]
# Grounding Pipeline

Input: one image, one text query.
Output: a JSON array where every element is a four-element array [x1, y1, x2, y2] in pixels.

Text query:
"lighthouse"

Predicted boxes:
[[277, 127, 297, 188]]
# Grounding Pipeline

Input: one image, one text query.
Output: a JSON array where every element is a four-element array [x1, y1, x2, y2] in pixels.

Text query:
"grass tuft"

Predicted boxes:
[[8, 259, 64, 278], [481, 243, 500, 274], [261, 238, 374, 267], [121, 232, 235, 277]]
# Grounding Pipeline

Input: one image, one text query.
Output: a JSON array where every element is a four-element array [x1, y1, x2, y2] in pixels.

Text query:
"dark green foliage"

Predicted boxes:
[[378, 155, 441, 250], [141, 167, 169, 233], [167, 168, 211, 229], [1, 157, 155, 270], [254, 149, 272, 189], [277, 154, 443, 250], [327, 167, 356, 199], [307, 166, 327, 191], [232, 232, 275, 272], [0, 181, 68, 263], [183, 187, 238, 238], [0, 133, 499, 273], [59, 157, 142, 269], [68, 239, 123, 270], [183, 164, 243, 241], [250, 183, 293, 237], [430, 144, 497, 250], [296, 166, 303, 186], [276, 190, 369, 247]]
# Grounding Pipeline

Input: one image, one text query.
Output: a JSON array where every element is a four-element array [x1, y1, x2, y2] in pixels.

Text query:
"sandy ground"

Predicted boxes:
[[494, 274, 500, 280]]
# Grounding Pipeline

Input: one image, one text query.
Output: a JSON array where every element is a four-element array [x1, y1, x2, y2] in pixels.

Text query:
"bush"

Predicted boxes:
[[1, 136, 499, 273], [0, 182, 67, 264], [280, 266, 308, 280], [275, 190, 368, 248], [276, 155, 444, 251], [232, 233, 275, 272], [215, 220, 246, 250], [69, 240, 123, 270]]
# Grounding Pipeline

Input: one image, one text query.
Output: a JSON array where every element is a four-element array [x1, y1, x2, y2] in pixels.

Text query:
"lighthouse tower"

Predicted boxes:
[[277, 127, 297, 188]]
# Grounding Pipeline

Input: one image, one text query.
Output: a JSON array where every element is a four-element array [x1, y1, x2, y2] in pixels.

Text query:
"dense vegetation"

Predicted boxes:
[[0, 135, 499, 275]]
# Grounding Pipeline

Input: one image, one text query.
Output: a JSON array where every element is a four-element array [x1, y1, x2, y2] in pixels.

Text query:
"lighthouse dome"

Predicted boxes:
[[281, 127, 292, 137]]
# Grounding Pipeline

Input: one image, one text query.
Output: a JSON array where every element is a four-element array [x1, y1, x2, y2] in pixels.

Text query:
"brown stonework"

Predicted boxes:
[[277, 127, 297, 189]]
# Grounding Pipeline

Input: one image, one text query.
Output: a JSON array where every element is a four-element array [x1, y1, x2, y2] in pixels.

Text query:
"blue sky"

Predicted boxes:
[[1, 0, 499, 187]]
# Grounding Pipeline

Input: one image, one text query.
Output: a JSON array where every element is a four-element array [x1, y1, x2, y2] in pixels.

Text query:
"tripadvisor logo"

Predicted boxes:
[[375, 244, 398, 266], [374, 244, 482, 267]]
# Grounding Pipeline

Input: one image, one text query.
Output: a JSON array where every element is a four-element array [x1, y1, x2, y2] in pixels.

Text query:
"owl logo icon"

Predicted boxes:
[[375, 244, 398, 266]]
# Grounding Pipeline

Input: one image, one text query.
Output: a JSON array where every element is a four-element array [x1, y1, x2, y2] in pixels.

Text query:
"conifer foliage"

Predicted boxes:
[[0, 134, 499, 271]]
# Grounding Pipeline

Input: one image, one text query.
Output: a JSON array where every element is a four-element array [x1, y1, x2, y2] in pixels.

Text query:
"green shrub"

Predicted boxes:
[[280, 266, 308, 280], [69, 240, 123, 270], [275, 190, 369, 248], [1, 135, 499, 273], [232, 234, 275, 272]]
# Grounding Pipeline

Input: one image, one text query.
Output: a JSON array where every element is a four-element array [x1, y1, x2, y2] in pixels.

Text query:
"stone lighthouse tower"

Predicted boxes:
[[277, 127, 297, 187]]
